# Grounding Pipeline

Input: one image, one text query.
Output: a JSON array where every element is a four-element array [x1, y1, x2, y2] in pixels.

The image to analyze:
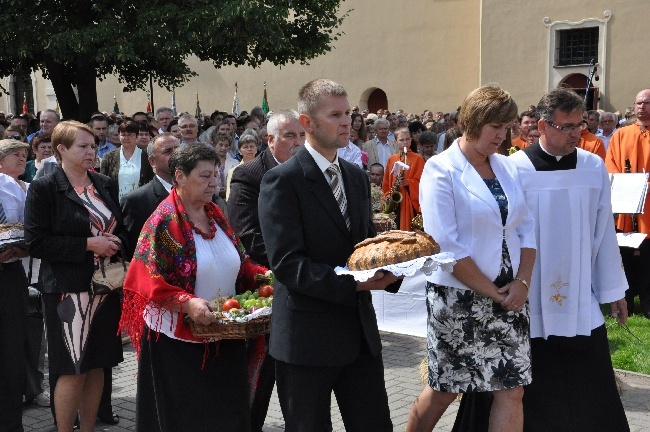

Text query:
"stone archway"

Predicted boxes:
[[360, 87, 388, 114], [559, 73, 599, 110]]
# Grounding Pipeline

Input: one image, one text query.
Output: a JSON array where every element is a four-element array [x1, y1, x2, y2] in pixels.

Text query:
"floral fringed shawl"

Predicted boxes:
[[119, 188, 266, 357]]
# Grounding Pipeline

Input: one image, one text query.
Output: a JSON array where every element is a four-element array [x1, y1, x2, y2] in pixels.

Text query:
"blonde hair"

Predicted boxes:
[[52, 120, 95, 150], [394, 127, 411, 140], [458, 85, 518, 141]]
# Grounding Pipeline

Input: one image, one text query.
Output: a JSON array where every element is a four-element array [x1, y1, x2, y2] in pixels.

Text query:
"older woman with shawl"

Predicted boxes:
[[120, 144, 267, 432]]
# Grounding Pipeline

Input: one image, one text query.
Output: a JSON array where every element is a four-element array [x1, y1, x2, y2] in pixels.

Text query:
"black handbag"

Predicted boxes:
[[26, 257, 43, 318], [91, 242, 129, 295]]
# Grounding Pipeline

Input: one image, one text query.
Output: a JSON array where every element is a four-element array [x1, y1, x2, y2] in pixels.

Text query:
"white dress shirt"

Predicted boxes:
[[337, 142, 363, 168], [118, 146, 142, 201]]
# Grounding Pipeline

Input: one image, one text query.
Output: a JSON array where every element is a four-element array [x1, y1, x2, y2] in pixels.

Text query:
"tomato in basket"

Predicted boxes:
[[222, 298, 241, 311], [258, 285, 274, 298]]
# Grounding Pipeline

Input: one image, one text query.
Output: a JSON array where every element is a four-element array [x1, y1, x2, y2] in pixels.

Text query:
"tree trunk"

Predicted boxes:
[[76, 62, 98, 123], [44, 60, 79, 120]]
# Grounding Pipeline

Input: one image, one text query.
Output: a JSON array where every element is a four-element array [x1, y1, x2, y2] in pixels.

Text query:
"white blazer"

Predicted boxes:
[[420, 142, 536, 290]]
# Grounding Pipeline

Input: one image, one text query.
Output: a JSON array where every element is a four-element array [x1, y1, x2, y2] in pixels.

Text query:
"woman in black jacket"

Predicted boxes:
[[25, 120, 124, 432]]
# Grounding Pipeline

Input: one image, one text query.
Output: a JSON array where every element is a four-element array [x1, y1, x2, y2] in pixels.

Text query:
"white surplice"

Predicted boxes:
[[510, 148, 628, 338]]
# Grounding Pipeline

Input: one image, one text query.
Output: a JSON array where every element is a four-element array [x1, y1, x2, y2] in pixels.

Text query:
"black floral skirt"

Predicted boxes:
[[426, 244, 531, 393]]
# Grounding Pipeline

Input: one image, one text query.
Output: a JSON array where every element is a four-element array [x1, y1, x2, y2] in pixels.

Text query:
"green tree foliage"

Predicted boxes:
[[0, 0, 346, 121]]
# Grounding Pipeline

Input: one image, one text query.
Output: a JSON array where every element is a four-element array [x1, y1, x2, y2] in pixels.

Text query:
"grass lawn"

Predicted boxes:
[[603, 302, 650, 375]]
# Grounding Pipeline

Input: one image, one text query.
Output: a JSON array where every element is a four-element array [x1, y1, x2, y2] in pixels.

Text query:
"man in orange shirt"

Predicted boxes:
[[383, 128, 424, 231], [511, 111, 536, 150], [579, 111, 606, 159], [605, 88, 650, 318]]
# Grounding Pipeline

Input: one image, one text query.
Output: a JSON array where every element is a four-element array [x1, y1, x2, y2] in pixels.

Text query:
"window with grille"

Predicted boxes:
[[556, 27, 599, 66]]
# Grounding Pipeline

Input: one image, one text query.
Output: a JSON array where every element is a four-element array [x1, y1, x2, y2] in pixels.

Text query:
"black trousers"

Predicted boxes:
[[24, 313, 44, 398], [275, 343, 392, 432], [0, 261, 28, 432], [620, 240, 650, 315]]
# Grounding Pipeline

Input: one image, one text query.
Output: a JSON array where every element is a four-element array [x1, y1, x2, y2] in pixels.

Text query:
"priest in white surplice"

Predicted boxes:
[[510, 88, 629, 432]]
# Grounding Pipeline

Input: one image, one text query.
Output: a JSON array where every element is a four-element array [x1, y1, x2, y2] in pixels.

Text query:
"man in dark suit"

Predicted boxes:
[[228, 110, 302, 267], [227, 110, 303, 431], [259, 79, 401, 432], [121, 133, 180, 259]]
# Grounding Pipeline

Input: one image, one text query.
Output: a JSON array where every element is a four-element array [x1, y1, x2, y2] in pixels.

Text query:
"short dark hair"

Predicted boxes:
[[419, 131, 437, 146], [588, 110, 600, 120], [118, 120, 140, 135], [408, 122, 426, 134], [167, 119, 178, 132], [168, 144, 219, 186], [31, 133, 51, 151], [132, 111, 148, 120], [536, 88, 585, 123], [210, 110, 224, 121], [519, 110, 537, 122], [369, 163, 384, 171]]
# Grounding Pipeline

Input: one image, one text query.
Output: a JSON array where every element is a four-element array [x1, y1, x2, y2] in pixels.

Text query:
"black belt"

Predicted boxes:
[[0, 260, 23, 271]]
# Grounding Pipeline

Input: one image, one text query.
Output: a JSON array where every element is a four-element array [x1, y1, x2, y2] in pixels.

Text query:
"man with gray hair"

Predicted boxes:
[[227, 109, 303, 432], [121, 133, 180, 259], [259, 79, 400, 431], [596, 111, 617, 149], [362, 117, 397, 168], [155, 107, 174, 134], [28, 109, 59, 143], [177, 113, 199, 146]]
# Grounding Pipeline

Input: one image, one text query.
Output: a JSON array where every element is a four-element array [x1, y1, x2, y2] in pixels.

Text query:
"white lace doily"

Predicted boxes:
[[334, 252, 456, 282]]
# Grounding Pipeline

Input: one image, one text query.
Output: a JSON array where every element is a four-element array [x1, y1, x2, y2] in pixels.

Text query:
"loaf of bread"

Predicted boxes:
[[347, 230, 440, 271]]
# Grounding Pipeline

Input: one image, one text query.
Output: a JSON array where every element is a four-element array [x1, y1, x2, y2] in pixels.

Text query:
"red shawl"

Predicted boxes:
[[119, 188, 266, 356]]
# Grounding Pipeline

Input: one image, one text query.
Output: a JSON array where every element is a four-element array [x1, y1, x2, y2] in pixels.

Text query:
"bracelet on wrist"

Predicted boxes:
[[514, 277, 529, 292]]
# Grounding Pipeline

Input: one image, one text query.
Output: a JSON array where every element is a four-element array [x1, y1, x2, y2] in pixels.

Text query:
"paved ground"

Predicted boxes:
[[22, 331, 650, 431]]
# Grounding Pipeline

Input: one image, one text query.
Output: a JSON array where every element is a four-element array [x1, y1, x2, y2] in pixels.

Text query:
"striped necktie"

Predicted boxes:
[[326, 164, 350, 230], [0, 201, 6, 224]]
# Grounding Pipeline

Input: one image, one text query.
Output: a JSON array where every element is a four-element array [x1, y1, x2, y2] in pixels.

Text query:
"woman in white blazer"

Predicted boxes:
[[407, 85, 536, 432]]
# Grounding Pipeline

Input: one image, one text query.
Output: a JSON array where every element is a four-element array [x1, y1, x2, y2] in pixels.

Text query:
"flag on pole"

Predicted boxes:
[[171, 89, 177, 116], [22, 92, 28, 115], [195, 92, 201, 119], [262, 81, 269, 114], [113, 93, 120, 114], [232, 82, 240, 117], [146, 91, 152, 113]]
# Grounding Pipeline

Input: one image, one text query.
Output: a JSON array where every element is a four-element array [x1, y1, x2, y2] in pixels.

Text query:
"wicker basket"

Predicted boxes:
[[187, 314, 271, 339], [373, 213, 396, 233]]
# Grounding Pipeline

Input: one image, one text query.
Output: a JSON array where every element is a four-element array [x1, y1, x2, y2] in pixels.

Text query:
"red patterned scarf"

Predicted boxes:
[[119, 187, 266, 355]]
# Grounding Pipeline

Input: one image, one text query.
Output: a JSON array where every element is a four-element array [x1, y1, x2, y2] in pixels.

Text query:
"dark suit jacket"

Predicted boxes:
[[99, 147, 154, 189], [227, 149, 278, 267], [259, 146, 399, 367], [121, 176, 169, 260], [24, 167, 125, 294]]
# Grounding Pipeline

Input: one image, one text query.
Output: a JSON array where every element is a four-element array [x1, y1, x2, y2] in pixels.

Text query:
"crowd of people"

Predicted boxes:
[[0, 80, 647, 432]]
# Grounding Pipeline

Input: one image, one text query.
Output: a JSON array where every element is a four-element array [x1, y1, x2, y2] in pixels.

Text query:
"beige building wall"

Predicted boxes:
[[4, 0, 646, 119], [480, 0, 646, 113]]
